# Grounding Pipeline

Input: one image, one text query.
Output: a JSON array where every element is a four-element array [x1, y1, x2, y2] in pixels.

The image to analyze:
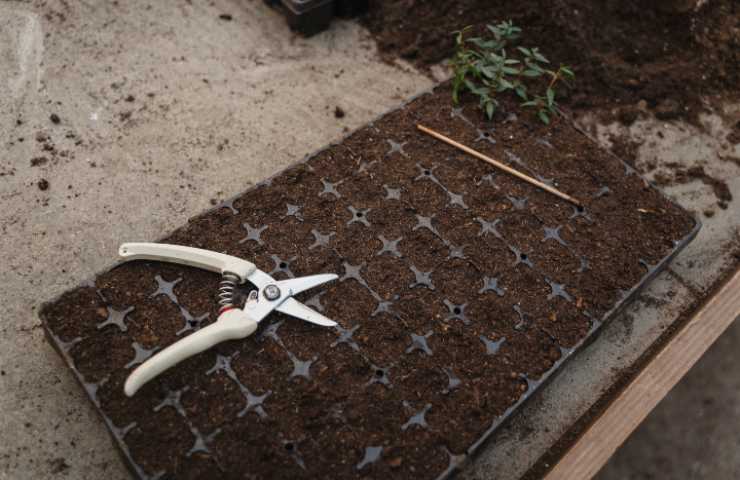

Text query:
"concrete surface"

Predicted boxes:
[[0, 2, 432, 478], [598, 317, 740, 480], [1, 2, 738, 480]]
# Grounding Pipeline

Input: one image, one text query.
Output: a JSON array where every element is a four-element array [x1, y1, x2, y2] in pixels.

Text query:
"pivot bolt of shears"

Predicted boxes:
[[263, 284, 281, 301]]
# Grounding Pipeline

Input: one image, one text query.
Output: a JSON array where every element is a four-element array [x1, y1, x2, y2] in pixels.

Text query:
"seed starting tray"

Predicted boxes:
[[41, 84, 699, 480]]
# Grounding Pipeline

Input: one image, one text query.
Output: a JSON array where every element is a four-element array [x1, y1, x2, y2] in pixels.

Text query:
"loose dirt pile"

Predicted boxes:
[[363, 0, 739, 125]]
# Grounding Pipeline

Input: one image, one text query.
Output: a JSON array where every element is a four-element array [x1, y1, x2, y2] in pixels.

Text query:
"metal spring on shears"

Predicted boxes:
[[218, 272, 240, 312]]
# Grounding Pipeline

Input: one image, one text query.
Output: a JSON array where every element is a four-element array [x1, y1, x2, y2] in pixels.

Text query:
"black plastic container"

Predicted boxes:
[[277, 0, 335, 36], [265, 0, 367, 36], [335, 0, 369, 17]]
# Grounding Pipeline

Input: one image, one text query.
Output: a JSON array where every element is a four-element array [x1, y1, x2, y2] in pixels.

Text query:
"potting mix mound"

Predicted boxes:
[[364, 0, 739, 125], [41, 84, 697, 480]]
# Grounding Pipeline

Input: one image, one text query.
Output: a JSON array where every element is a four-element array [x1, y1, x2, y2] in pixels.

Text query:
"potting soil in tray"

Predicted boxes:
[[41, 84, 698, 480]]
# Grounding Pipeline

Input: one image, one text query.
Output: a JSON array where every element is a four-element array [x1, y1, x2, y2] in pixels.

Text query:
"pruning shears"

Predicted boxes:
[[118, 243, 338, 397]]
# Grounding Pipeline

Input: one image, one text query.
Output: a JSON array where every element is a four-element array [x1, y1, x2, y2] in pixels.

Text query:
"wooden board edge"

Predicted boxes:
[[544, 267, 740, 480]]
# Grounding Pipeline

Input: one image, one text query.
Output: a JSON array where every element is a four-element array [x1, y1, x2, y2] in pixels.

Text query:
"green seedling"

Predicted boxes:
[[450, 21, 575, 124]]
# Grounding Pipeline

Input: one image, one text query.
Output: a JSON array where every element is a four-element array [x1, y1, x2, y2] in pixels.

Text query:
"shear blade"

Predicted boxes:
[[275, 274, 338, 297], [276, 297, 337, 327]]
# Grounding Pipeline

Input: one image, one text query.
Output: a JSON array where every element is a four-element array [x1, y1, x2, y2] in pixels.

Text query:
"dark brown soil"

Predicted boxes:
[[363, 0, 739, 125], [41, 84, 696, 479]]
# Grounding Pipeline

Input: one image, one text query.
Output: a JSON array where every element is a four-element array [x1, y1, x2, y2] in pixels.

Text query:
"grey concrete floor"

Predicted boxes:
[[1, 1, 739, 480], [598, 317, 740, 480]]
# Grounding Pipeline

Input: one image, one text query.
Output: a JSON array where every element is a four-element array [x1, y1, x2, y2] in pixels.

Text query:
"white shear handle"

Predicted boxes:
[[124, 309, 258, 396], [119, 243, 256, 282]]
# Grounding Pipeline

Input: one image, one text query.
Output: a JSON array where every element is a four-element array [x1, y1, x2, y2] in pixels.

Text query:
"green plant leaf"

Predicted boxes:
[[452, 84, 461, 104], [538, 110, 550, 124], [546, 88, 555, 107], [469, 38, 494, 50], [561, 65, 575, 78], [448, 20, 567, 125], [499, 78, 515, 90], [531, 48, 549, 63], [485, 101, 495, 119], [477, 66, 494, 79]]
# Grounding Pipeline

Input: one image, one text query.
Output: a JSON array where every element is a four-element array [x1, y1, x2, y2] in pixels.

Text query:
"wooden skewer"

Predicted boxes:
[[417, 124, 582, 207]]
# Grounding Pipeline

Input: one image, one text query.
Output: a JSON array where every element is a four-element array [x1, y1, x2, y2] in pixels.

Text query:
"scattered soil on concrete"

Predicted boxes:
[[38, 179, 49, 191], [334, 106, 346, 119], [654, 165, 733, 208], [676, 166, 733, 204], [607, 135, 644, 168], [30, 156, 49, 167], [363, 0, 739, 125], [41, 83, 695, 479], [49, 457, 70, 474], [721, 154, 740, 168], [727, 121, 740, 144]]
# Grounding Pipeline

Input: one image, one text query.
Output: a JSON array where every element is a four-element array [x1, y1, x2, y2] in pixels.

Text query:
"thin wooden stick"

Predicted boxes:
[[417, 124, 582, 207]]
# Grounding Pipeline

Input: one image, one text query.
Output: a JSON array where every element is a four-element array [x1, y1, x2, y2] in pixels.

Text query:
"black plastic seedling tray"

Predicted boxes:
[[41, 84, 699, 480]]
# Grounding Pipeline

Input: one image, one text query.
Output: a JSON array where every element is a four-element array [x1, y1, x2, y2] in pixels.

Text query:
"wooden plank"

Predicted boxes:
[[545, 267, 740, 480]]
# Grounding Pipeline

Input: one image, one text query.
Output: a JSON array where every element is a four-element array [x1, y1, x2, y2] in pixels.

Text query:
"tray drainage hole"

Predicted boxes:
[[520, 253, 528, 261], [375, 369, 384, 378], [284, 442, 295, 452], [188, 320, 198, 327], [279, 262, 288, 269], [576, 205, 585, 213], [453, 307, 461, 315], [424, 170, 431, 176], [356, 212, 364, 217]]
